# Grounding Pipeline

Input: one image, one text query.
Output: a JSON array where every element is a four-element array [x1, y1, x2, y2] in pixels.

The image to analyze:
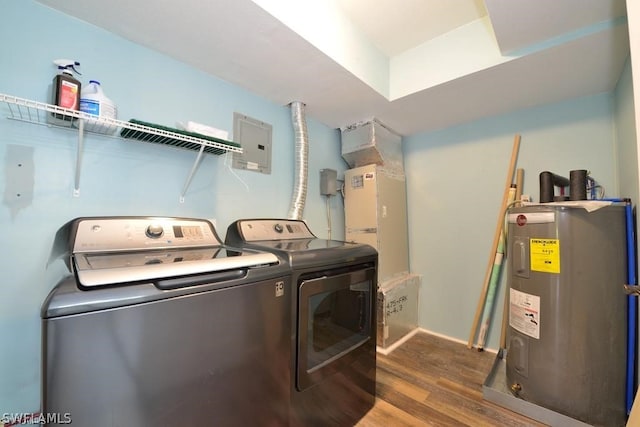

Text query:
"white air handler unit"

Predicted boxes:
[[341, 119, 419, 350]]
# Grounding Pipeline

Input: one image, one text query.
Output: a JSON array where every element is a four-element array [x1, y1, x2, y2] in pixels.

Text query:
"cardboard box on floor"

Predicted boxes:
[[377, 273, 420, 349]]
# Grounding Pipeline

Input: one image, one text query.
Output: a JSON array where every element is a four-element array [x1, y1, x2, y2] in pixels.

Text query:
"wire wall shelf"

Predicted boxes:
[[0, 93, 241, 201]]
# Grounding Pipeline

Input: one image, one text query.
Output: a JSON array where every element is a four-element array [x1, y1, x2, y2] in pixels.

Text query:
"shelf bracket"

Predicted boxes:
[[180, 144, 206, 203], [74, 118, 84, 197]]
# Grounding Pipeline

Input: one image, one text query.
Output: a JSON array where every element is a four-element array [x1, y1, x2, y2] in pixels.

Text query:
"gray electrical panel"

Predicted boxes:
[[232, 113, 272, 174]]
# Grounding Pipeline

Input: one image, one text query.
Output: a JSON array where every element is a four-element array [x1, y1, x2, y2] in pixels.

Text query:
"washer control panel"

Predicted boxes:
[[237, 219, 315, 241], [72, 217, 220, 253]]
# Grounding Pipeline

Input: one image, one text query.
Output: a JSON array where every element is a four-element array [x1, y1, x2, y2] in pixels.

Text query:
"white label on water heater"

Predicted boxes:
[[509, 288, 541, 339]]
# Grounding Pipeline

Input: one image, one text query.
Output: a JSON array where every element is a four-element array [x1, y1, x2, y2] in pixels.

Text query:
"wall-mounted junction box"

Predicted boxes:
[[320, 168, 337, 195]]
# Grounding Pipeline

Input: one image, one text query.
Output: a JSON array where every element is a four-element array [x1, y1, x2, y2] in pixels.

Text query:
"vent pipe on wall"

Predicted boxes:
[[288, 101, 308, 220]]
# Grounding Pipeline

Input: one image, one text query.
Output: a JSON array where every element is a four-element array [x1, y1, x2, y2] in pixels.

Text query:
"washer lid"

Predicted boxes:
[[63, 217, 280, 288], [73, 246, 278, 288]]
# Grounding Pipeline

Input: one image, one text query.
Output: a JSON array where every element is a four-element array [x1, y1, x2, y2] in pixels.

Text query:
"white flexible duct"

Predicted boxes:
[[288, 101, 308, 220]]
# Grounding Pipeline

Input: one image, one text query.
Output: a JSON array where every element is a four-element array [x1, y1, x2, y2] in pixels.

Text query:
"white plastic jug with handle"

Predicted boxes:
[[79, 80, 118, 134], [80, 80, 117, 120]]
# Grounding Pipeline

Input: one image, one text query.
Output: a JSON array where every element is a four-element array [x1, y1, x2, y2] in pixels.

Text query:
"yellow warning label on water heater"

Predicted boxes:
[[530, 238, 560, 273]]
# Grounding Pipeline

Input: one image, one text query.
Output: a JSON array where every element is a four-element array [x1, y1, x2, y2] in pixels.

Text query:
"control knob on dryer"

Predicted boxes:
[[146, 224, 164, 238], [274, 223, 284, 233]]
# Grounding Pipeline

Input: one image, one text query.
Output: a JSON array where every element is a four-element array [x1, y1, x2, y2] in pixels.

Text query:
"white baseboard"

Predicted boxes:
[[376, 328, 420, 355], [377, 328, 498, 355], [419, 328, 499, 354]]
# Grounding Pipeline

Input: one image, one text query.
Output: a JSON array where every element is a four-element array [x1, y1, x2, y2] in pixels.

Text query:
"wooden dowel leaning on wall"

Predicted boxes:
[[467, 134, 521, 349], [515, 168, 524, 203]]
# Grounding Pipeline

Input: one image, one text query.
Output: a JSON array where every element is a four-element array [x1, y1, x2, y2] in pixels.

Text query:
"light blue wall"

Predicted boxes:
[[0, 1, 346, 412], [403, 91, 619, 350], [615, 58, 638, 205]]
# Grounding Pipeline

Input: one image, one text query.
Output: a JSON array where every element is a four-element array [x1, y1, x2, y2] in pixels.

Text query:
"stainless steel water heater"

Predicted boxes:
[[506, 204, 627, 426]]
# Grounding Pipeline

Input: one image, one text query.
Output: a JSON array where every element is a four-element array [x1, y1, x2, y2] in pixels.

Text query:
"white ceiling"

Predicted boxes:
[[36, 0, 629, 137], [335, 0, 488, 56]]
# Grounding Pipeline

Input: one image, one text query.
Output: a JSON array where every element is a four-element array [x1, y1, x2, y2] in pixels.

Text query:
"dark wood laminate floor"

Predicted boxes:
[[355, 332, 547, 426]]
